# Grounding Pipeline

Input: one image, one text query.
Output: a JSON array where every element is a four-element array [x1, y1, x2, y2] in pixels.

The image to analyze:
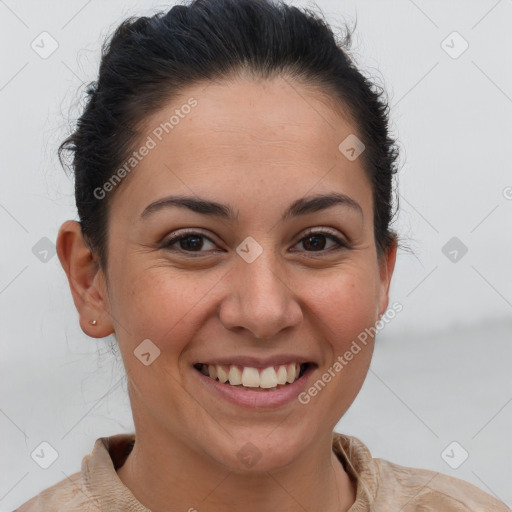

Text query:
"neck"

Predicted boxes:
[[116, 428, 356, 512]]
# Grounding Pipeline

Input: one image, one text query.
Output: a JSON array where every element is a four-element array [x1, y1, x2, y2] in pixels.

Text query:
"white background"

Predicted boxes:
[[1, 0, 511, 509]]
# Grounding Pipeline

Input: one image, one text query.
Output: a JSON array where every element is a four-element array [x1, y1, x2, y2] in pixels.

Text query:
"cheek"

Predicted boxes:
[[110, 265, 220, 354], [306, 266, 379, 353], [111, 269, 213, 410]]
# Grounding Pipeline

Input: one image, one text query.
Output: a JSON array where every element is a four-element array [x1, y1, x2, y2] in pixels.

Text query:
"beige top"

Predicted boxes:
[[15, 432, 510, 511]]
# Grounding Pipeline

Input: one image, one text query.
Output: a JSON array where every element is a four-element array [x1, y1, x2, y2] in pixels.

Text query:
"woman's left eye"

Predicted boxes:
[[162, 229, 348, 255], [293, 230, 348, 253]]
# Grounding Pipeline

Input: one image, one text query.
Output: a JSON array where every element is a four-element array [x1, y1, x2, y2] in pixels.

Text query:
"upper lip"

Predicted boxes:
[[195, 355, 316, 369]]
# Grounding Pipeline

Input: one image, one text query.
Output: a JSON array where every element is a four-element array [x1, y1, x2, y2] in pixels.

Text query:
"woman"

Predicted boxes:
[[15, 0, 509, 510]]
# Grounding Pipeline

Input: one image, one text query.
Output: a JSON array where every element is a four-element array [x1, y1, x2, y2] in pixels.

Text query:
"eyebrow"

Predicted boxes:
[[138, 192, 363, 222]]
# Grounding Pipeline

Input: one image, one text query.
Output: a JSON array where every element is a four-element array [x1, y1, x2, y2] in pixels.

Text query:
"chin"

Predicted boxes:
[[207, 424, 315, 474]]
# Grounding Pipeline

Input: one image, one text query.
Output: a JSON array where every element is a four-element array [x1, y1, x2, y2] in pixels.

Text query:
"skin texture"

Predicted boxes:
[[57, 75, 397, 512]]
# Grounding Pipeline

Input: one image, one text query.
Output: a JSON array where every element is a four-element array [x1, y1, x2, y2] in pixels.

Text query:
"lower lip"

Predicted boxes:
[[194, 365, 316, 409]]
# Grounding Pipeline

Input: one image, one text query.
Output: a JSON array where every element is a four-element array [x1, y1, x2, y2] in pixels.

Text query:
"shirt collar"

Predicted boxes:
[[332, 431, 379, 509], [81, 431, 378, 511]]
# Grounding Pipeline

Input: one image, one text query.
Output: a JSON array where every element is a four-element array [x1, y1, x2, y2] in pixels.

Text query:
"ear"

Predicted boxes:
[[377, 237, 398, 318], [56, 220, 114, 338]]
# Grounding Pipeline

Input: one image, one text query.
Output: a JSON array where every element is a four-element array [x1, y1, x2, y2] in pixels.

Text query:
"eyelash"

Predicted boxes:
[[161, 228, 349, 256]]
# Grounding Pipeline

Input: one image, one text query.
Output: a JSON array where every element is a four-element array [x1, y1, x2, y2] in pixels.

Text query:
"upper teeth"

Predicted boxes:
[[200, 363, 302, 388]]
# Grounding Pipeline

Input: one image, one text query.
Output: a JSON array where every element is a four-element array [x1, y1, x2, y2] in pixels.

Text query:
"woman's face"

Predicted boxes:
[[78, 76, 396, 471]]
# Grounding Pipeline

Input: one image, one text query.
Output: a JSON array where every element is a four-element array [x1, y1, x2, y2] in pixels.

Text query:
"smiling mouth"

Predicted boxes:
[[193, 362, 313, 391]]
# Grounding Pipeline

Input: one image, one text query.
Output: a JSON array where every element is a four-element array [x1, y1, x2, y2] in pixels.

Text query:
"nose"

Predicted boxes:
[[218, 251, 303, 339]]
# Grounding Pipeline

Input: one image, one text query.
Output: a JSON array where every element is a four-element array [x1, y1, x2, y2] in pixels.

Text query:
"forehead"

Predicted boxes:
[[109, 76, 371, 219]]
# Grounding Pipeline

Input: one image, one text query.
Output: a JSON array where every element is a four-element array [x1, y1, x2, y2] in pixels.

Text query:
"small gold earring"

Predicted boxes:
[[89, 319, 97, 325]]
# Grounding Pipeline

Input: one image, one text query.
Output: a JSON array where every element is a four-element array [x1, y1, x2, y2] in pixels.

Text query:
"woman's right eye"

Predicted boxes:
[[162, 232, 218, 254]]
